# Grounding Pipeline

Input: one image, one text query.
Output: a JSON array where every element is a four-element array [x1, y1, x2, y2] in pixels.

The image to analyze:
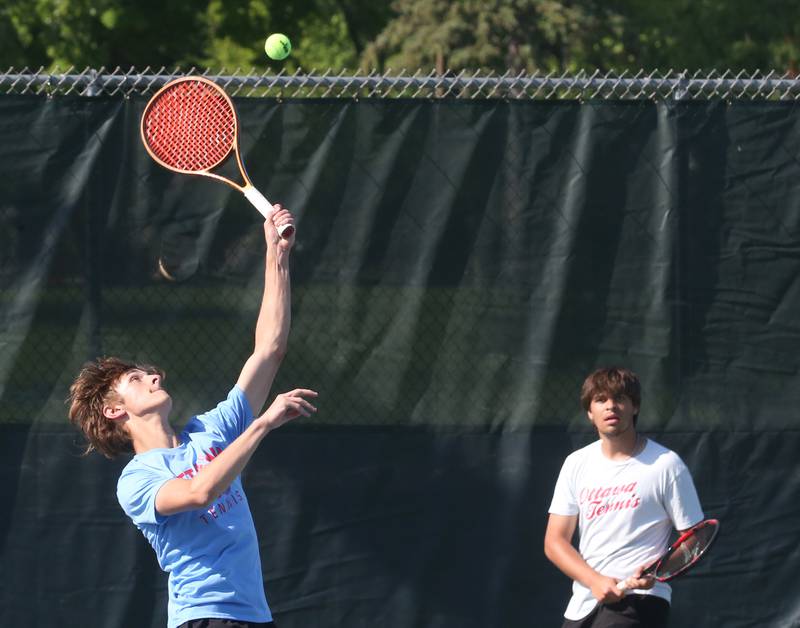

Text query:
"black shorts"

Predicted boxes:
[[561, 595, 670, 628], [178, 620, 276, 628]]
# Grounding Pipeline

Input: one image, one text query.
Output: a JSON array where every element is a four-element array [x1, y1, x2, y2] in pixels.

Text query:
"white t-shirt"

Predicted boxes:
[[548, 438, 704, 621]]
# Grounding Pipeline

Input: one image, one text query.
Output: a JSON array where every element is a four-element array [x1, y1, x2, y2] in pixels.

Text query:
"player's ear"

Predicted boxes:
[[103, 402, 126, 421]]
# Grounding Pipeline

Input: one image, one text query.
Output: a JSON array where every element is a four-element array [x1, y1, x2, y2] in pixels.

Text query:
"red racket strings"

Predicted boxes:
[[143, 80, 236, 172]]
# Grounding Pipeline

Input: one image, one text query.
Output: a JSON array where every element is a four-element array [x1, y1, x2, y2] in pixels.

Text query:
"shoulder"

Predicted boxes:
[[116, 452, 177, 525], [193, 386, 253, 428], [639, 438, 694, 482], [116, 445, 190, 493], [117, 451, 170, 489], [177, 386, 254, 444], [642, 438, 685, 466], [117, 452, 153, 480], [116, 453, 165, 506], [561, 440, 601, 471], [569, 440, 601, 461]]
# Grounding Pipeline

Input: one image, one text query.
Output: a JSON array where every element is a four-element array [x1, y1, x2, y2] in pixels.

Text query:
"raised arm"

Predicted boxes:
[[237, 205, 295, 415]]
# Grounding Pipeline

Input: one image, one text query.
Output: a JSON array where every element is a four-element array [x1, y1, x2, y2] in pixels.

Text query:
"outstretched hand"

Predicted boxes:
[[264, 204, 296, 251], [259, 388, 318, 431]]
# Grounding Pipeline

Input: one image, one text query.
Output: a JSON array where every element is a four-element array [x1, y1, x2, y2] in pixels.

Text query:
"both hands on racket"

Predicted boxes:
[[616, 566, 656, 594], [593, 518, 721, 603], [590, 567, 655, 604]]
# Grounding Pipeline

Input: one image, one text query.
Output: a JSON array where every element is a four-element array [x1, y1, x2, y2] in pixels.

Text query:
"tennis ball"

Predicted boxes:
[[265, 33, 291, 60]]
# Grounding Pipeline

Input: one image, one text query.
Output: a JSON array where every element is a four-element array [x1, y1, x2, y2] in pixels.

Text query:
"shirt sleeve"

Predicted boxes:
[[662, 456, 705, 530], [548, 455, 580, 516], [189, 386, 255, 444], [116, 462, 173, 527]]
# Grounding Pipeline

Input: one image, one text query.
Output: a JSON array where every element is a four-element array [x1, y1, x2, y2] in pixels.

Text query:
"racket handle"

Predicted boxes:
[[243, 186, 295, 238], [616, 578, 631, 592]]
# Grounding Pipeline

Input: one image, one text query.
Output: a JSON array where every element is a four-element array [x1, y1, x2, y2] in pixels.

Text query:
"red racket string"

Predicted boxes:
[[143, 80, 236, 172]]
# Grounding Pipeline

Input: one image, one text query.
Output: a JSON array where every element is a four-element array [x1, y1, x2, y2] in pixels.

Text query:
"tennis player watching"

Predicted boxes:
[[544, 367, 704, 628], [67, 207, 317, 628]]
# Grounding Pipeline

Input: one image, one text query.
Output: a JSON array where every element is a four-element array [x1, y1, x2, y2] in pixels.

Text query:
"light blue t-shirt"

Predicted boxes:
[[116, 386, 272, 628]]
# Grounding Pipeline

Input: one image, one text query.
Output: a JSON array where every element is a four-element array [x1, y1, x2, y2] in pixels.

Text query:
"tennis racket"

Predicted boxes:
[[140, 76, 293, 237], [617, 518, 720, 591]]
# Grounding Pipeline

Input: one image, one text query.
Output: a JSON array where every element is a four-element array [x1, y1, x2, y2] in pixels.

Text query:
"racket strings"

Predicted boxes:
[[656, 524, 717, 578], [144, 81, 236, 172]]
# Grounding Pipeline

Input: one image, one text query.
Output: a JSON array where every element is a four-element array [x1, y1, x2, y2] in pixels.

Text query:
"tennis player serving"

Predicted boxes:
[[544, 367, 705, 628], [68, 207, 316, 628]]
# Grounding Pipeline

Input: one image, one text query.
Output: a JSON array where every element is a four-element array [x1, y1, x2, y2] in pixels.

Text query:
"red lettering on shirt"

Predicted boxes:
[[579, 482, 640, 520], [177, 447, 224, 480]]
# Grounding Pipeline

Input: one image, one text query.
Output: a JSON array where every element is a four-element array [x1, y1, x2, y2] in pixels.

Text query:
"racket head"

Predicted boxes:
[[141, 76, 238, 175], [650, 518, 720, 582]]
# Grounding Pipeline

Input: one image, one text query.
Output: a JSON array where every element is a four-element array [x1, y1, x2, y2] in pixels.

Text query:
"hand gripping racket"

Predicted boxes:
[[618, 518, 720, 591], [140, 76, 293, 237]]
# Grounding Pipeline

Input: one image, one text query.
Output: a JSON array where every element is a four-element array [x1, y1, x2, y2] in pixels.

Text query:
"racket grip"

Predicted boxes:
[[243, 186, 294, 238], [616, 578, 631, 592]]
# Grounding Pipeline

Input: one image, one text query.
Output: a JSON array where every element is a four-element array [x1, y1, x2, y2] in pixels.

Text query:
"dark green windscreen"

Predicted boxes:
[[0, 97, 797, 627]]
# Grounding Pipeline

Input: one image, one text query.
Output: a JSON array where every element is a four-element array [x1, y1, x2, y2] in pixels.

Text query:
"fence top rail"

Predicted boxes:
[[2, 67, 800, 100]]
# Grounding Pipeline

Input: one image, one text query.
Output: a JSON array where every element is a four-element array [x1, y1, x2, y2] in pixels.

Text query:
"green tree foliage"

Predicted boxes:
[[0, 2, 48, 68], [365, 0, 800, 73], [0, 0, 798, 73], [364, 0, 627, 73], [0, 0, 391, 71], [0, 0, 207, 69], [608, 0, 800, 72], [204, 0, 391, 70]]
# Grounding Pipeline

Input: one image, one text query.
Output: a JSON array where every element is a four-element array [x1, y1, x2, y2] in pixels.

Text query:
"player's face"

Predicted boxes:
[[113, 368, 172, 418], [587, 392, 638, 437]]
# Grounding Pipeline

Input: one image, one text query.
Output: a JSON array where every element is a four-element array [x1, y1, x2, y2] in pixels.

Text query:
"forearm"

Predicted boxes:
[[187, 419, 271, 507], [156, 388, 315, 517], [545, 535, 602, 588], [237, 210, 295, 414], [254, 243, 291, 354]]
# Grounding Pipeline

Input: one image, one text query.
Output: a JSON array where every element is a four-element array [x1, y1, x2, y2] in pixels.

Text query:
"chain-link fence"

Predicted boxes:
[[3, 67, 800, 99], [3, 70, 800, 436]]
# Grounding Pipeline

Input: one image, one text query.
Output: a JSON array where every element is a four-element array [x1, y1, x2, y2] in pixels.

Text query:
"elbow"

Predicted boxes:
[[188, 484, 215, 510], [255, 340, 287, 363], [273, 341, 288, 362], [543, 533, 559, 563]]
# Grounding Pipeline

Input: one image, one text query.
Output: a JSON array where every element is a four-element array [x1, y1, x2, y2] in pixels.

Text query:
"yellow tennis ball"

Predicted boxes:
[[265, 33, 291, 60]]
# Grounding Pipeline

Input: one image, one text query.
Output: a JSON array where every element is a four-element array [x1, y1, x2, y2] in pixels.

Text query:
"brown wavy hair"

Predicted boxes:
[[67, 357, 164, 459], [580, 366, 641, 424]]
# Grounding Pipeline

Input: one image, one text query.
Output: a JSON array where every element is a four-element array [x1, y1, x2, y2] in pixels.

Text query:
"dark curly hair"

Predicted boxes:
[[67, 357, 164, 458]]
